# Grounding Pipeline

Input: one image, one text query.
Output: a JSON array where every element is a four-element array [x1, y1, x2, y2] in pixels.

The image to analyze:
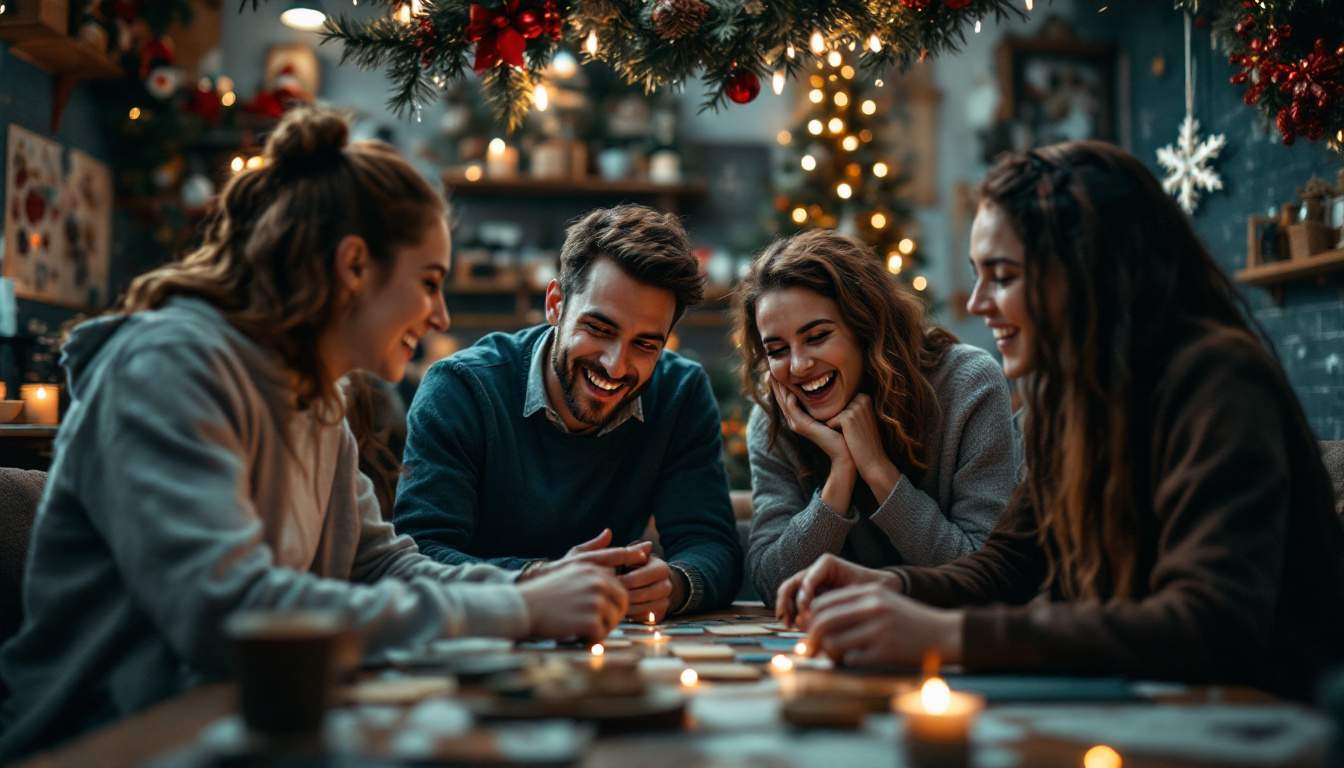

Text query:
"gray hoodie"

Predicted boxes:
[[0, 298, 528, 760]]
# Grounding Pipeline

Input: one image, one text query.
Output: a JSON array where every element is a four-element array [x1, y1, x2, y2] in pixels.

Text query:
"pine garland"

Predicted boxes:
[[242, 0, 1025, 130], [1173, 0, 1343, 146]]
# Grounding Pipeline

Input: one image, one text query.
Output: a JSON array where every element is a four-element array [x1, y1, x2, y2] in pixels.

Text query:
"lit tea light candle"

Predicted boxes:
[[771, 653, 798, 697], [794, 641, 809, 656], [590, 642, 605, 670], [646, 612, 657, 625], [893, 677, 984, 767], [1083, 745, 1122, 768], [20, 384, 59, 425], [679, 668, 699, 688]]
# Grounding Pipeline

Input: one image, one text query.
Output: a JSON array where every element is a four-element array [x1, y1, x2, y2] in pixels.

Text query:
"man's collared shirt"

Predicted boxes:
[[523, 327, 644, 437]]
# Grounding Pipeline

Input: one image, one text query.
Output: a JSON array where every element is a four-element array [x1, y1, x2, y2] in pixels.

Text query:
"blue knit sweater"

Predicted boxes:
[[394, 325, 742, 611]]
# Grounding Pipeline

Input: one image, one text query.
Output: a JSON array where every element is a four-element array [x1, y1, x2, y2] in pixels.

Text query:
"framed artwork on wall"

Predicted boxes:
[[987, 19, 1123, 157], [4, 125, 112, 310]]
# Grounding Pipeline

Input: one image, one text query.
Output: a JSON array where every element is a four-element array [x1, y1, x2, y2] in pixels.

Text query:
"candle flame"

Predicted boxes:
[[35, 387, 47, 400], [680, 668, 699, 686], [590, 643, 604, 657], [920, 677, 951, 714], [647, 612, 656, 624], [488, 138, 506, 155], [1083, 746, 1122, 768], [771, 655, 794, 672], [794, 641, 808, 656]]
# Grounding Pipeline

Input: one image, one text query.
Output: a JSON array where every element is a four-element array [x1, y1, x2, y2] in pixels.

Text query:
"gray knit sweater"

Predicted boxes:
[[0, 298, 528, 760], [746, 343, 1020, 605]]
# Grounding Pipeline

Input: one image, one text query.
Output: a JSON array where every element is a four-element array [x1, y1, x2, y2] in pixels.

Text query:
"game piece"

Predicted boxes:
[[705, 625, 771, 636], [670, 644, 735, 661], [691, 663, 763, 681]]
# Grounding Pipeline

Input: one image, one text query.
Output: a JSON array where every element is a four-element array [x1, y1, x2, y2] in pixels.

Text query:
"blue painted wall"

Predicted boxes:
[[1076, 5, 1344, 439]]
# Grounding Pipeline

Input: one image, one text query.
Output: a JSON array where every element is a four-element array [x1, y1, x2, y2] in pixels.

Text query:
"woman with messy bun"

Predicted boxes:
[[0, 108, 628, 759]]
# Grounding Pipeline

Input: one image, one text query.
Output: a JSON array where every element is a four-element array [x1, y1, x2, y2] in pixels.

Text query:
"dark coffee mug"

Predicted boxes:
[[225, 610, 357, 739]]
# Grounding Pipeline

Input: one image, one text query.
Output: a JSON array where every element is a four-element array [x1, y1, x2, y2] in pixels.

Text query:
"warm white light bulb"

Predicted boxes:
[[772, 70, 786, 95], [801, 155, 816, 171], [810, 31, 826, 54], [868, 34, 882, 53], [836, 182, 852, 199], [585, 31, 599, 56], [533, 84, 549, 111], [280, 7, 326, 31]]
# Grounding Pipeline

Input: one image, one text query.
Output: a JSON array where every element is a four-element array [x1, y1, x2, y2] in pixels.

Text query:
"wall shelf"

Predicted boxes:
[[0, 29, 122, 130], [1234, 248, 1344, 303]]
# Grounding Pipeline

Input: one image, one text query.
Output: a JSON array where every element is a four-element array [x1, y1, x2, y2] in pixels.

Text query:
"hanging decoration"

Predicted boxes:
[[1177, 0, 1344, 146], [240, 0, 1027, 131], [725, 67, 760, 104], [1157, 11, 1225, 215]]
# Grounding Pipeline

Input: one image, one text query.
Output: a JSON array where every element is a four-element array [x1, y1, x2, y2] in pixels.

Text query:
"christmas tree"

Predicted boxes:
[[774, 43, 928, 295]]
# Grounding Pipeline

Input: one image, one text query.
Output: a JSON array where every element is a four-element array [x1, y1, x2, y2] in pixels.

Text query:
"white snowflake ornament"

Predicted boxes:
[[1157, 114, 1226, 215]]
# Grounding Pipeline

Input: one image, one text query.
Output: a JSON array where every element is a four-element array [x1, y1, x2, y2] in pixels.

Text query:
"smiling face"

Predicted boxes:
[[544, 257, 675, 431], [331, 217, 452, 383], [966, 202, 1033, 380], [755, 286, 864, 422]]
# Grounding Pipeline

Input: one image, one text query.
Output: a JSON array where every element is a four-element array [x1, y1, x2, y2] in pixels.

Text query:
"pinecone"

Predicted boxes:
[[652, 0, 710, 40]]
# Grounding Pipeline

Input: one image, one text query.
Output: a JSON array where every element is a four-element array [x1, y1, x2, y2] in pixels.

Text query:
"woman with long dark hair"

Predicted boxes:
[[777, 141, 1344, 699], [737, 229, 1019, 603], [0, 108, 631, 759]]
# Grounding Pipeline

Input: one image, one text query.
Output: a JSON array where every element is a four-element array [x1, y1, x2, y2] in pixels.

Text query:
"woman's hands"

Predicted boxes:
[[825, 394, 902, 501], [804, 583, 963, 669], [774, 552, 899, 627], [771, 379, 852, 465], [517, 562, 628, 641]]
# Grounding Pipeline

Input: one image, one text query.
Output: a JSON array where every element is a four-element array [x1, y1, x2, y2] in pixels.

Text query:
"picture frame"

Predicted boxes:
[[3, 125, 111, 310], [993, 22, 1120, 152]]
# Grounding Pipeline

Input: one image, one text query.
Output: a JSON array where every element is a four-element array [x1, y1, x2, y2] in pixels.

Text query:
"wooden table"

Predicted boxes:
[[19, 604, 1332, 768]]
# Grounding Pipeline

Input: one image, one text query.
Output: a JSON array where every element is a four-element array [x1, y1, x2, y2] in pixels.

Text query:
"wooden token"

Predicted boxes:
[[669, 643, 734, 661], [781, 696, 867, 729], [341, 676, 456, 705], [705, 625, 772, 636], [691, 663, 763, 681]]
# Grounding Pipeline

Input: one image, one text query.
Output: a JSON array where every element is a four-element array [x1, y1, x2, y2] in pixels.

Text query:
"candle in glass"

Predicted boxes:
[[893, 677, 984, 768], [20, 384, 58, 425], [485, 138, 518, 179]]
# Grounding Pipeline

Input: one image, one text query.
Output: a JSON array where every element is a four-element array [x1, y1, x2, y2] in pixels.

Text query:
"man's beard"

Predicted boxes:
[[551, 343, 645, 431]]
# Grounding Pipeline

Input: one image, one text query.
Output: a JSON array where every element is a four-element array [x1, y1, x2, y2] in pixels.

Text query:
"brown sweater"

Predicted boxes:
[[898, 323, 1344, 700]]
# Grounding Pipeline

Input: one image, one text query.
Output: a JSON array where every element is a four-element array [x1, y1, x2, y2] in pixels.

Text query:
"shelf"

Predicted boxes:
[[1234, 248, 1344, 287], [0, 29, 122, 130], [7, 36, 120, 79], [441, 173, 708, 201]]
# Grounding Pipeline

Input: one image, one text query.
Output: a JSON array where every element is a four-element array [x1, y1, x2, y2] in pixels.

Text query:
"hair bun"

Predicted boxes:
[[264, 107, 349, 177]]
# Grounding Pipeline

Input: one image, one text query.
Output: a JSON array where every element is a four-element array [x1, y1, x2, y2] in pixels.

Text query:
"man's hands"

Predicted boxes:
[[520, 528, 651, 581], [517, 563, 628, 641], [619, 555, 686, 623], [775, 553, 899, 628]]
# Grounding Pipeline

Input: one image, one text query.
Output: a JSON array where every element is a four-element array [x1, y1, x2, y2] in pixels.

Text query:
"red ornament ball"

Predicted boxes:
[[726, 68, 760, 104]]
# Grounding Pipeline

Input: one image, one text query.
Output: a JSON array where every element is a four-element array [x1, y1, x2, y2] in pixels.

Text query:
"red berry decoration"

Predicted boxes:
[[725, 68, 760, 104]]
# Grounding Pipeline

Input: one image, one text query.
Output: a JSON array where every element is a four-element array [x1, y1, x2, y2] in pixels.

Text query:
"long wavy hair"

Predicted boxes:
[[981, 140, 1259, 601], [119, 107, 446, 421], [736, 229, 957, 486]]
